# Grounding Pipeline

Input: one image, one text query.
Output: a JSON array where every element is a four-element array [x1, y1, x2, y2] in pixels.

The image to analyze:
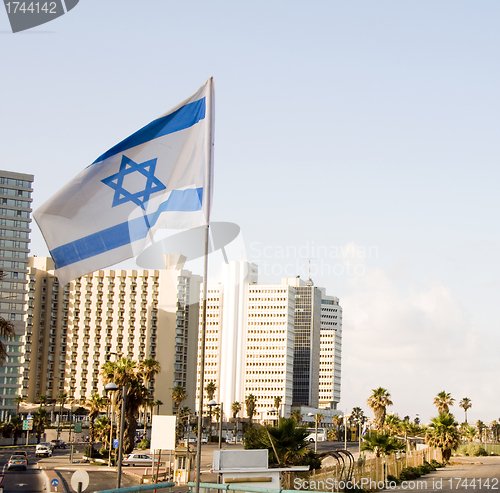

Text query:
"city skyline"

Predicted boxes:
[[3, 1, 500, 424]]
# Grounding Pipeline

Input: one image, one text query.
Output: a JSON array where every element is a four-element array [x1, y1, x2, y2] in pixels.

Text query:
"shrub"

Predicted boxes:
[[456, 443, 488, 457], [424, 460, 436, 471], [137, 438, 150, 450], [430, 459, 443, 468], [387, 474, 400, 485], [399, 466, 421, 481]]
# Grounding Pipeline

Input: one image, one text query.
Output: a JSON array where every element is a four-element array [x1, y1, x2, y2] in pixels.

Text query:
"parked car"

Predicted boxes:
[[35, 445, 52, 458], [122, 453, 153, 466], [7, 454, 28, 471], [12, 451, 28, 464], [51, 439, 67, 449]]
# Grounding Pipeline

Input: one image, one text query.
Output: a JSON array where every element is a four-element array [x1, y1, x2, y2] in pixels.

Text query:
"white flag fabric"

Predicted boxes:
[[34, 78, 214, 285]]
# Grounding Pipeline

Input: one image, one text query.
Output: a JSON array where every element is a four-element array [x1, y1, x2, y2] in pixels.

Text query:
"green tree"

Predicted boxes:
[[86, 394, 107, 452], [94, 416, 110, 450], [11, 416, 24, 445], [274, 396, 282, 414], [245, 394, 257, 423], [205, 381, 217, 401], [0, 272, 15, 364], [291, 409, 303, 425], [367, 387, 393, 430], [459, 398, 472, 424], [14, 395, 24, 415], [138, 358, 161, 435], [244, 418, 320, 469], [476, 420, 485, 442], [385, 413, 402, 435], [33, 408, 50, 443], [426, 413, 460, 462], [231, 401, 242, 418], [171, 386, 187, 442], [361, 431, 406, 457], [433, 391, 455, 414], [101, 357, 148, 454], [56, 392, 68, 440], [154, 400, 163, 415], [36, 394, 47, 408]]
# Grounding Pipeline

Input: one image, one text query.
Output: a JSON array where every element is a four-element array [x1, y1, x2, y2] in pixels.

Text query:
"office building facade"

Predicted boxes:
[[197, 262, 342, 421]]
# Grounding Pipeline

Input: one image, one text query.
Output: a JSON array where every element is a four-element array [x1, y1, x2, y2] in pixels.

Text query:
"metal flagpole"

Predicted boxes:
[[195, 78, 214, 493]]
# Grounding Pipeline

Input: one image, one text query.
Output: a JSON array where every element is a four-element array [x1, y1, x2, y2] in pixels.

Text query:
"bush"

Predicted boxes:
[[456, 443, 488, 457], [430, 459, 443, 468], [424, 460, 436, 471], [387, 474, 400, 485], [399, 466, 421, 481], [84, 445, 93, 458], [137, 438, 150, 450]]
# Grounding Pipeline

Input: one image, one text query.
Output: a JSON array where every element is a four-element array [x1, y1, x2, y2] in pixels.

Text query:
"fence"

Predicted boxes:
[[281, 448, 443, 492]]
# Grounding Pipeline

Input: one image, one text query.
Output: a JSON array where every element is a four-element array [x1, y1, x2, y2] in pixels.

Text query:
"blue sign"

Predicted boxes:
[[113, 439, 119, 449], [51, 479, 59, 487]]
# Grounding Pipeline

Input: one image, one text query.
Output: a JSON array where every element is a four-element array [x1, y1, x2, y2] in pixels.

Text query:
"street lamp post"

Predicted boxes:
[[105, 383, 118, 468], [116, 385, 128, 489], [344, 413, 350, 450]]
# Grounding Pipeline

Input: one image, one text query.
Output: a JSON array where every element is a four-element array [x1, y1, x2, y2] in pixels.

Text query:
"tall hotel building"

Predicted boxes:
[[0, 171, 33, 420], [24, 255, 201, 413], [197, 261, 342, 420]]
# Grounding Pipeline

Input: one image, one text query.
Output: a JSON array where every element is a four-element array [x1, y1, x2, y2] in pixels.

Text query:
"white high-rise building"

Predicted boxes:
[[197, 261, 342, 421], [319, 294, 342, 409]]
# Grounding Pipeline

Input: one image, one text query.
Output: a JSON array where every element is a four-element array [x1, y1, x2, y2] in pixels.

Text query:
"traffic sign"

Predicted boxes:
[[0, 474, 4, 486], [74, 423, 82, 433], [113, 438, 119, 448], [22, 420, 33, 430], [71, 470, 89, 492], [51, 479, 59, 487]]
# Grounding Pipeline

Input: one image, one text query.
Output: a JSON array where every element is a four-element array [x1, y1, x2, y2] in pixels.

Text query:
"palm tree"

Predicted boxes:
[[101, 357, 148, 454], [138, 358, 161, 435], [56, 392, 68, 440], [154, 399, 163, 415], [9, 416, 23, 446], [244, 418, 314, 467], [491, 421, 500, 443], [94, 416, 110, 450], [231, 401, 242, 441], [361, 431, 406, 457], [245, 394, 257, 423], [433, 391, 455, 414], [0, 272, 15, 364], [36, 394, 47, 409], [171, 386, 187, 415], [426, 413, 460, 462], [384, 413, 401, 435], [171, 387, 187, 443], [291, 409, 303, 425], [231, 401, 242, 419], [33, 408, 50, 443], [274, 396, 282, 415], [332, 414, 343, 440], [205, 381, 217, 401], [86, 393, 107, 453], [14, 395, 24, 415], [459, 397, 472, 423], [367, 387, 393, 430], [476, 420, 485, 443]]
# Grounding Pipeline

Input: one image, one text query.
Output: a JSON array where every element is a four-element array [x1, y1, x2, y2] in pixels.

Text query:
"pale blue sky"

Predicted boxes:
[[3, 0, 500, 423]]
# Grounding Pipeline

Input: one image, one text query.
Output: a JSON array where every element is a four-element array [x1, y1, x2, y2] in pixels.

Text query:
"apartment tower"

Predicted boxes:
[[0, 170, 33, 419]]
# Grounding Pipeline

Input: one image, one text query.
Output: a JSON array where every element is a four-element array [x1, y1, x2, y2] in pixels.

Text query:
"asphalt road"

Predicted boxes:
[[0, 447, 45, 493]]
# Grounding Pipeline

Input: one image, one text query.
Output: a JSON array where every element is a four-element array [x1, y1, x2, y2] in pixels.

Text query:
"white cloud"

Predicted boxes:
[[340, 265, 499, 424]]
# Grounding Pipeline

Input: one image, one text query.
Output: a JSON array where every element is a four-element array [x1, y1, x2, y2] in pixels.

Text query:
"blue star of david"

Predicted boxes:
[[101, 155, 166, 210]]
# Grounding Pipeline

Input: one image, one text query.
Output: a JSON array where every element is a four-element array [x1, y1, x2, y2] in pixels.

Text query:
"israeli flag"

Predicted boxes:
[[34, 79, 214, 285]]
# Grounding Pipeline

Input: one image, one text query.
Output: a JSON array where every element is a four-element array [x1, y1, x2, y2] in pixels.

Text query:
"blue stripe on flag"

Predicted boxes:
[[92, 98, 206, 164], [50, 188, 203, 269]]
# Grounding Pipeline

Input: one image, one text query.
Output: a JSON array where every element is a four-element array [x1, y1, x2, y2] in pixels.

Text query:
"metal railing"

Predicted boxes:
[[187, 482, 298, 493], [95, 482, 175, 493]]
